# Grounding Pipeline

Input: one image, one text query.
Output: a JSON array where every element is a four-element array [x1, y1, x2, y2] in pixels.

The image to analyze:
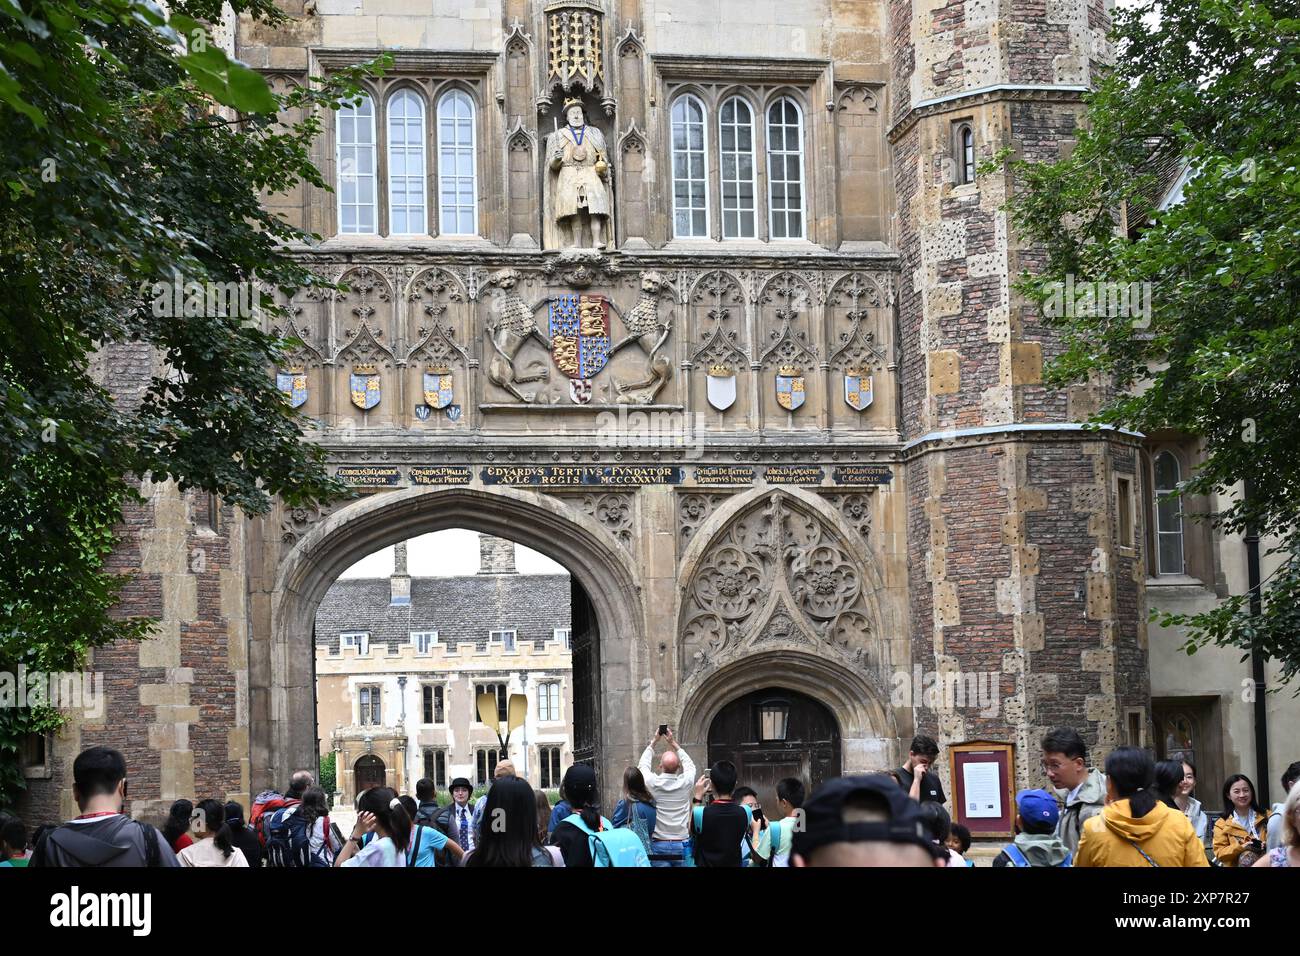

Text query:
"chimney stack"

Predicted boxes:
[[390, 540, 411, 605], [478, 534, 518, 575]]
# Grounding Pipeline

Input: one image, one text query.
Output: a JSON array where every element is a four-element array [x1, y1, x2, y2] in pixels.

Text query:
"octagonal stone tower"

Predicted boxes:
[[889, 0, 1149, 788]]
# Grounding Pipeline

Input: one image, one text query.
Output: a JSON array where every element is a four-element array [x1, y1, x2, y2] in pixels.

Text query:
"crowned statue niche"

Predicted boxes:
[[543, 96, 614, 251]]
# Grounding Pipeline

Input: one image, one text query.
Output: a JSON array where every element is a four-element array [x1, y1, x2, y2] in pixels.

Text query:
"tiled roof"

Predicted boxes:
[[314, 573, 572, 653]]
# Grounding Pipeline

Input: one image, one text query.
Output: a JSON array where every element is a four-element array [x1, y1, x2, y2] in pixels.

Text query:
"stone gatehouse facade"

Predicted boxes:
[[21, 0, 1190, 824]]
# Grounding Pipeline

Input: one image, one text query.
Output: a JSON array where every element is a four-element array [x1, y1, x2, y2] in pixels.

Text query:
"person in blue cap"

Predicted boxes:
[[992, 789, 1073, 867]]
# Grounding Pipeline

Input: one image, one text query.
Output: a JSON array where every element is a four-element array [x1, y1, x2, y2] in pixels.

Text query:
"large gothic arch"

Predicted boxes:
[[257, 485, 644, 797]]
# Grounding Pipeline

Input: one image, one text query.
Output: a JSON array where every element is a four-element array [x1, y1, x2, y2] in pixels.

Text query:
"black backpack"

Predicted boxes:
[[137, 821, 163, 867]]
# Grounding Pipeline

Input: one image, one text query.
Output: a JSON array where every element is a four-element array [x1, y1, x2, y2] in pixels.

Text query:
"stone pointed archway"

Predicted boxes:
[[678, 649, 898, 773], [255, 485, 644, 800], [672, 485, 903, 770]]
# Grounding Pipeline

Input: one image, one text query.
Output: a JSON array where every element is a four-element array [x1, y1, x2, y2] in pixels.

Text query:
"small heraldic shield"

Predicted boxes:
[[350, 364, 381, 410], [423, 366, 454, 409], [776, 366, 805, 411], [569, 378, 594, 405], [277, 367, 307, 408], [549, 293, 611, 379], [706, 364, 737, 411], [844, 367, 873, 411], [414, 404, 431, 421]]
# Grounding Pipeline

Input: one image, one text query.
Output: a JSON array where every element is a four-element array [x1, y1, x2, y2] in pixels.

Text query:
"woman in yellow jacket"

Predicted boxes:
[[1212, 774, 1271, 866], [1075, 747, 1209, 867]]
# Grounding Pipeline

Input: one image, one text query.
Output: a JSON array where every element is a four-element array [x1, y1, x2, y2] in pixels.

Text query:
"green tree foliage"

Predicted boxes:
[[1005, 0, 1300, 687], [319, 751, 336, 797], [0, 0, 381, 805]]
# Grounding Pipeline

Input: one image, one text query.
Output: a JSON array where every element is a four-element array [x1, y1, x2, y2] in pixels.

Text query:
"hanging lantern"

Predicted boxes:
[[758, 699, 790, 742]]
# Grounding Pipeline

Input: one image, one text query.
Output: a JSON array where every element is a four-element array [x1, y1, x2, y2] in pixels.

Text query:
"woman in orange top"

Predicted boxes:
[[1212, 774, 1271, 866]]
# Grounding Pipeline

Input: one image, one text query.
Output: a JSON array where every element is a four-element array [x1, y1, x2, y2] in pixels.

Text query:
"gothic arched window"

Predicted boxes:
[[386, 89, 427, 235], [766, 97, 805, 239], [719, 96, 757, 239], [671, 94, 709, 238], [1154, 451, 1185, 575], [336, 92, 377, 235], [437, 90, 478, 236]]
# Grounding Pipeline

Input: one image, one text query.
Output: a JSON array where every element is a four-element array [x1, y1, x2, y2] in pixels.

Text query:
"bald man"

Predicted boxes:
[[638, 729, 696, 867], [287, 770, 314, 799]]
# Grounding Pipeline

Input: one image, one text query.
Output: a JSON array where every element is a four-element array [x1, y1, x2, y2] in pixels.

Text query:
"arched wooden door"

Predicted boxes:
[[707, 688, 841, 801], [354, 754, 386, 792]]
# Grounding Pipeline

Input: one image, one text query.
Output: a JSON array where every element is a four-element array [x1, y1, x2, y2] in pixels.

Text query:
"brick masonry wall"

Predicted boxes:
[[17, 338, 247, 825]]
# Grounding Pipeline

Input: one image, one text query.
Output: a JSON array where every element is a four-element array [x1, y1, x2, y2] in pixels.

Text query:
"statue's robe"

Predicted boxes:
[[543, 123, 614, 249]]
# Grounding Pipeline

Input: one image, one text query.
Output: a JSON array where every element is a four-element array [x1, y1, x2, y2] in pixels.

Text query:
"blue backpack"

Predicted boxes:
[[563, 813, 651, 867], [1003, 843, 1072, 868], [266, 805, 331, 868]]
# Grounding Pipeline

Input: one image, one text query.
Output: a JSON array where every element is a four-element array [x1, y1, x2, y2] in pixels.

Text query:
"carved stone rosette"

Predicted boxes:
[[676, 491, 731, 545], [551, 491, 635, 549]]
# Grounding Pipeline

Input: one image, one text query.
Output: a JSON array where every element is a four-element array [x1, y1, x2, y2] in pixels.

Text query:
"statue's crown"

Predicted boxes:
[[563, 97, 584, 110]]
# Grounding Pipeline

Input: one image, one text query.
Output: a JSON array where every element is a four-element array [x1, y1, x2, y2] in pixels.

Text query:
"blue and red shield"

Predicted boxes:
[[277, 368, 307, 408], [549, 294, 611, 379], [349, 366, 381, 410], [844, 369, 873, 411], [423, 368, 454, 409]]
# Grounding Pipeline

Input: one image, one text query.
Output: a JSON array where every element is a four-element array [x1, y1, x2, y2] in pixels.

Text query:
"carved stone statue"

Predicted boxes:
[[544, 99, 613, 250]]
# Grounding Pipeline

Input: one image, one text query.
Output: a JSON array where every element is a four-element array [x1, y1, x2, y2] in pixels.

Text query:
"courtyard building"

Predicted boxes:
[[316, 535, 573, 801]]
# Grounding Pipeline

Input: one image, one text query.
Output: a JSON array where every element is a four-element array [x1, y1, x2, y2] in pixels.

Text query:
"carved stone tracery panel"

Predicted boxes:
[[679, 492, 882, 683]]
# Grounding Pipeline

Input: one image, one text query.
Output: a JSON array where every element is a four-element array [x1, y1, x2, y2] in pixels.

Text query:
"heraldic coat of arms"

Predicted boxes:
[[549, 293, 611, 403]]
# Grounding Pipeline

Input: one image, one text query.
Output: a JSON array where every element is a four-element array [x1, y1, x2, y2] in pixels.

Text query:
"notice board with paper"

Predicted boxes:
[[949, 741, 1016, 837]]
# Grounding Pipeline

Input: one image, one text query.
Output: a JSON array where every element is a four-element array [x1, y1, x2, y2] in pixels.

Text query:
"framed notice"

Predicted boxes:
[[949, 741, 1015, 838]]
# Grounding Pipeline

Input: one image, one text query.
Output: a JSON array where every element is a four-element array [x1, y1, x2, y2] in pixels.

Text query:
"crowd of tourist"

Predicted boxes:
[[3, 728, 1297, 868]]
